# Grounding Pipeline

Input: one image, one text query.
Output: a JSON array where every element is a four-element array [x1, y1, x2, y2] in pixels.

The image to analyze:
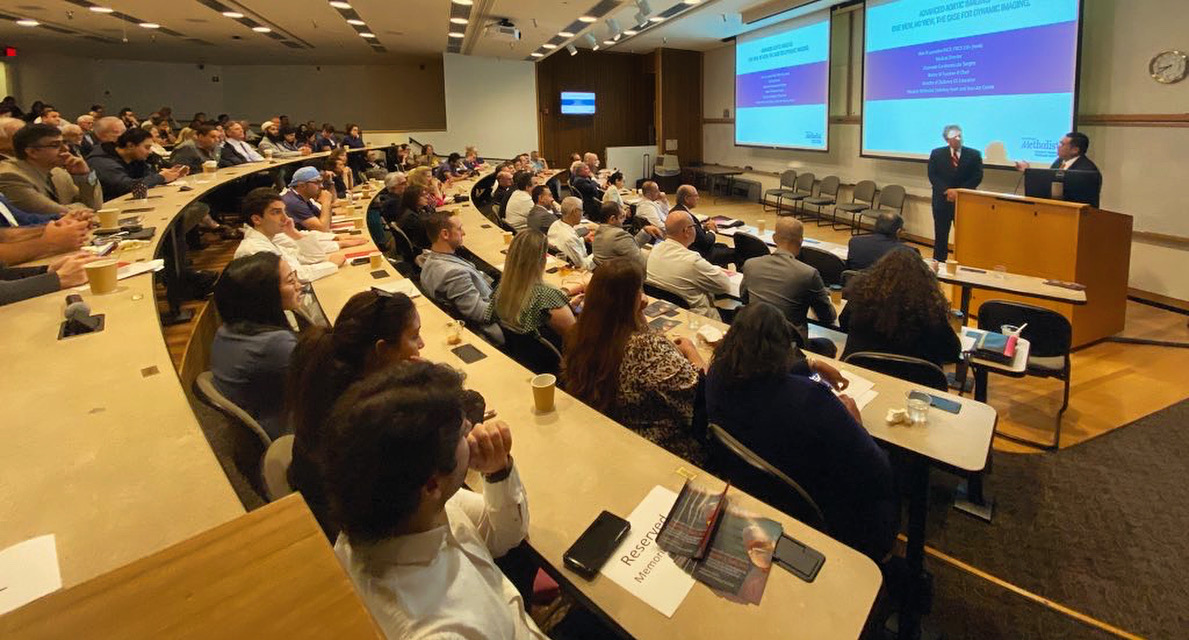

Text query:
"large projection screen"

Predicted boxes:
[[862, 0, 1082, 165], [734, 10, 832, 151]]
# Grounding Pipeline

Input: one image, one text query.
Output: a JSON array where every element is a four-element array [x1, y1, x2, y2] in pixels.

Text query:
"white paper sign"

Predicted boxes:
[[600, 486, 696, 617], [0, 535, 62, 614]]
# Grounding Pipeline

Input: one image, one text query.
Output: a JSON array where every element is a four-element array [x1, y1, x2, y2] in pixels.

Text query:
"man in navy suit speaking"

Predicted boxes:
[[927, 124, 983, 261]]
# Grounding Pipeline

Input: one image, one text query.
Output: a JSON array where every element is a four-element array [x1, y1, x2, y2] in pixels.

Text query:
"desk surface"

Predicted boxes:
[[0, 495, 382, 639]]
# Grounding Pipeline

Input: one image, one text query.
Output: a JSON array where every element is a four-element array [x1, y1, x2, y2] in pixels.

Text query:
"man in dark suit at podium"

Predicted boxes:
[[927, 124, 983, 261], [1014, 131, 1102, 208]]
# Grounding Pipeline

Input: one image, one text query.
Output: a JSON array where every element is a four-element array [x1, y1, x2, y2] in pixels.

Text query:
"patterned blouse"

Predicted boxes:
[[608, 331, 705, 465], [493, 282, 570, 338]]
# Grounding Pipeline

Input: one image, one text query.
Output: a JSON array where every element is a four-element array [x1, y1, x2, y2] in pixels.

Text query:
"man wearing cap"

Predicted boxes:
[[283, 166, 336, 232], [927, 124, 983, 261]]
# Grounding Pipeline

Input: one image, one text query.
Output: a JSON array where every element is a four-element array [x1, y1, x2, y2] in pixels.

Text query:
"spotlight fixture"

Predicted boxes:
[[606, 18, 622, 37], [634, 10, 648, 24], [16, 19, 40, 27], [583, 33, 598, 48], [566, 44, 578, 56], [635, 0, 653, 16], [221, 11, 244, 18]]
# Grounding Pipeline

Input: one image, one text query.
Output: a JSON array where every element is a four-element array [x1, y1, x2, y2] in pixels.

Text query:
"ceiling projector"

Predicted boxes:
[[486, 18, 521, 41]]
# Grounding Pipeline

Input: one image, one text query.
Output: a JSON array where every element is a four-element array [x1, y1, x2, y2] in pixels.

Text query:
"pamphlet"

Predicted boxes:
[[643, 300, 679, 318]]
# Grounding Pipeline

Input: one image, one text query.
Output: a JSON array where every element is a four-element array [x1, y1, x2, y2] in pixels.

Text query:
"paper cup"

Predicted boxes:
[[369, 253, 383, 270], [532, 374, 556, 413], [502, 231, 514, 245], [202, 160, 217, 174], [84, 259, 119, 295], [945, 259, 959, 275], [96, 208, 120, 230], [756, 219, 766, 234]]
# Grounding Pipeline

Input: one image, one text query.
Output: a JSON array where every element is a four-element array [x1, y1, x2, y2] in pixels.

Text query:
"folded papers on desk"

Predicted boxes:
[[0, 535, 61, 615], [600, 486, 695, 617]]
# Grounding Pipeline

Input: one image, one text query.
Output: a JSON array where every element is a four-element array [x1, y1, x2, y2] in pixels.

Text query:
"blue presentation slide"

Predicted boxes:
[[735, 12, 831, 150], [561, 92, 596, 115], [862, 0, 1081, 164]]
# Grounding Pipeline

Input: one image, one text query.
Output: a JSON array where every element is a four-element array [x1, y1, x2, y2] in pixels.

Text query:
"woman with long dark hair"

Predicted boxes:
[[210, 252, 303, 438], [840, 247, 960, 366], [706, 302, 897, 561], [562, 258, 706, 464]]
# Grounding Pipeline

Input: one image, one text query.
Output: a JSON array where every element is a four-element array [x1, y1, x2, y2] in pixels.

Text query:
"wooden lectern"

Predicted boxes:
[[953, 189, 1132, 347]]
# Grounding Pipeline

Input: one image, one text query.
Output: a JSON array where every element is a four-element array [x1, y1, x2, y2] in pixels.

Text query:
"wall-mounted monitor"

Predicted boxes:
[[560, 91, 596, 115]]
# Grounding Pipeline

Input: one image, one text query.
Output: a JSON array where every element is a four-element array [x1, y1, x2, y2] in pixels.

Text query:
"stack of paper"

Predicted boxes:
[[372, 279, 422, 298], [836, 370, 879, 410]]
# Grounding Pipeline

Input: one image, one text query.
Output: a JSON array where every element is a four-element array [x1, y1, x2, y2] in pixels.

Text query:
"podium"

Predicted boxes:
[[953, 189, 1132, 347]]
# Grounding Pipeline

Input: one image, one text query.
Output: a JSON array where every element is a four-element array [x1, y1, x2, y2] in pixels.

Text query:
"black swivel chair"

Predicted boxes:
[[842, 352, 950, 392], [976, 300, 1073, 449], [732, 231, 770, 268], [384, 221, 421, 281], [798, 245, 847, 287], [707, 423, 828, 533], [498, 322, 562, 375]]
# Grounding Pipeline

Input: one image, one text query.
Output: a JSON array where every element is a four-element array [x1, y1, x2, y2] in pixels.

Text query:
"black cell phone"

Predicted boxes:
[[370, 269, 389, 279], [909, 390, 963, 414], [350, 256, 370, 266], [773, 534, 825, 582], [451, 343, 486, 364], [564, 511, 631, 580]]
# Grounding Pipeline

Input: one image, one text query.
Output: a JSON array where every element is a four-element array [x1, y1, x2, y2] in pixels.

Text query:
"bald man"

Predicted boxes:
[[92, 116, 126, 146], [646, 209, 731, 320], [739, 217, 837, 356], [672, 184, 735, 267]]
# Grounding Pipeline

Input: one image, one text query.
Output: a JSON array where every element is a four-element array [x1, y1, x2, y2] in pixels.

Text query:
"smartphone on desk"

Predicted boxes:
[[564, 511, 630, 580]]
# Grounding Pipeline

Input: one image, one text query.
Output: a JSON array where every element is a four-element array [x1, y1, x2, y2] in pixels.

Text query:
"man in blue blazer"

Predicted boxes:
[[927, 124, 983, 261]]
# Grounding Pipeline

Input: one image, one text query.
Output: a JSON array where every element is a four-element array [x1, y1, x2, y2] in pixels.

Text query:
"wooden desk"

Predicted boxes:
[[0, 149, 372, 588], [0, 495, 382, 639], [304, 174, 885, 639]]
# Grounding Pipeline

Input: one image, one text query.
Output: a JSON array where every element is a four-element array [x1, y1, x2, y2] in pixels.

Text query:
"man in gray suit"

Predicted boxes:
[[740, 217, 838, 356], [419, 210, 503, 345], [0, 123, 103, 216], [590, 201, 660, 269]]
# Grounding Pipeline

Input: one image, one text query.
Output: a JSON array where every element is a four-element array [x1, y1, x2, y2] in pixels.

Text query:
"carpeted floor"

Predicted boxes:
[[922, 399, 1189, 639]]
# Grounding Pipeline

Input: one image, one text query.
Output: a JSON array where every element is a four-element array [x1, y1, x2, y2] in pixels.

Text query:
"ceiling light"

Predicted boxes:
[[449, 17, 468, 24], [542, 43, 557, 49], [346, 19, 365, 25], [139, 22, 160, 29], [566, 44, 578, 55], [451, 0, 473, 5], [683, 0, 702, 4], [329, 1, 352, 8], [558, 30, 574, 37], [606, 18, 622, 36], [221, 11, 244, 18], [89, 6, 114, 13], [252, 26, 271, 32], [603, 39, 615, 45], [531, 52, 543, 57], [448, 31, 465, 38], [16, 19, 39, 27], [583, 33, 598, 48], [579, 16, 596, 23], [649, 16, 665, 22], [360, 32, 376, 38], [624, 29, 638, 36]]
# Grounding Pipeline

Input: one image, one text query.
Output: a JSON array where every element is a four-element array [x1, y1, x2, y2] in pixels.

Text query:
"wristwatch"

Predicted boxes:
[[483, 457, 514, 483]]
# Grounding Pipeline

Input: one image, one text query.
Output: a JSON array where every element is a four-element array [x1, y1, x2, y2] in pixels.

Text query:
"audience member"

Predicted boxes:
[[37, 107, 63, 129], [526, 185, 559, 235], [634, 181, 668, 228], [740, 217, 838, 356], [493, 230, 579, 342], [591, 201, 657, 268], [547, 196, 594, 270], [503, 171, 535, 231], [583, 152, 600, 176], [706, 302, 897, 561], [563, 258, 706, 463], [210, 252, 303, 439], [492, 170, 514, 216], [0, 116, 23, 160], [529, 150, 548, 173], [323, 149, 353, 197], [847, 212, 916, 271], [647, 209, 730, 319], [435, 152, 465, 183], [341, 123, 367, 175], [0, 123, 104, 215], [394, 184, 434, 252], [377, 171, 408, 223], [89, 127, 187, 198], [282, 166, 335, 231], [568, 162, 604, 219], [601, 171, 627, 212], [92, 116, 125, 145], [463, 145, 485, 170], [0, 217, 89, 265], [840, 247, 961, 366], [0, 251, 94, 306], [147, 127, 170, 158], [235, 187, 345, 282], [60, 124, 85, 157], [314, 123, 339, 152], [76, 115, 98, 156], [222, 121, 264, 164], [258, 123, 307, 158], [419, 210, 503, 344], [420, 143, 438, 167], [0, 193, 57, 227], [671, 185, 734, 267], [168, 123, 223, 172], [323, 362, 538, 638]]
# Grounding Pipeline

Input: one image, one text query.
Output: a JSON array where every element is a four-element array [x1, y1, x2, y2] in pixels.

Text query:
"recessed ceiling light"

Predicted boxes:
[[139, 22, 160, 29], [578, 16, 596, 23], [449, 17, 468, 25], [649, 16, 665, 22], [221, 11, 243, 18], [683, 0, 702, 4], [451, 0, 473, 5], [603, 39, 615, 45], [89, 6, 114, 13], [542, 43, 557, 49], [360, 32, 376, 38], [252, 26, 271, 32], [531, 52, 543, 57], [329, 1, 352, 8], [346, 19, 365, 25], [624, 29, 638, 36], [448, 31, 465, 38], [16, 19, 39, 27], [558, 30, 574, 37]]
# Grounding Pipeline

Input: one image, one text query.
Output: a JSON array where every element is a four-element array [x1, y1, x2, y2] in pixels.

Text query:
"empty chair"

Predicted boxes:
[[834, 180, 878, 233], [855, 184, 906, 236], [804, 176, 841, 226], [707, 423, 828, 532], [499, 321, 562, 375], [842, 352, 949, 391], [261, 435, 295, 501], [193, 370, 273, 499], [785, 173, 817, 219], [976, 300, 1073, 449], [798, 245, 846, 287], [763, 170, 797, 213], [732, 231, 770, 268]]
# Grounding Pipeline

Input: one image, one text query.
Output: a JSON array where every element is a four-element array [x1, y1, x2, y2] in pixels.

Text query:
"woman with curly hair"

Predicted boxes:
[[839, 246, 960, 366]]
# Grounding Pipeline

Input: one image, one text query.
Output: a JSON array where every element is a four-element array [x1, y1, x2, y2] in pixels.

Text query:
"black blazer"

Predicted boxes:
[[1051, 155, 1102, 208], [846, 234, 918, 271], [927, 146, 983, 212]]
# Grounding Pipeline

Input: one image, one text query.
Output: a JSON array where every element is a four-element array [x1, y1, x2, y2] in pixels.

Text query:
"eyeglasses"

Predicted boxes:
[[29, 140, 68, 150]]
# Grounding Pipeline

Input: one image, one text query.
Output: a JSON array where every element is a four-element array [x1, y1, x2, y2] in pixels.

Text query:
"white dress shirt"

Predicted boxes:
[[635, 198, 666, 228], [646, 238, 730, 319], [234, 225, 338, 283], [547, 218, 594, 270], [226, 138, 264, 163], [335, 467, 545, 640], [504, 189, 534, 232]]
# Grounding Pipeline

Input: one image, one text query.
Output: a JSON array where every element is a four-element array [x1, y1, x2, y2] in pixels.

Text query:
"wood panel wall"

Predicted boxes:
[[535, 51, 654, 169], [656, 48, 704, 164]]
